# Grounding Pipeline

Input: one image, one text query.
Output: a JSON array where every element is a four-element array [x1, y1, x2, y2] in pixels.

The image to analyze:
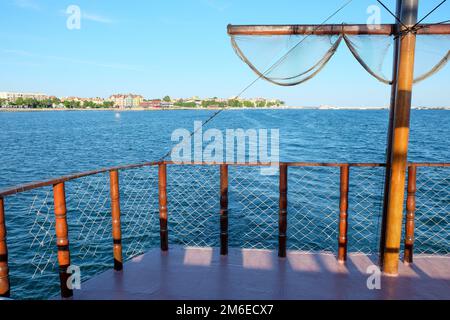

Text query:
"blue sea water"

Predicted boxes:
[[1, 109, 449, 189], [0, 109, 448, 299]]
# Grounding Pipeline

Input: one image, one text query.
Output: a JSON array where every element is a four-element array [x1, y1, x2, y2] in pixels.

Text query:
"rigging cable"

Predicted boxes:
[[414, 0, 447, 27], [378, 0, 449, 35], [158, 0, 354, 161], [434, 19, 450, 25], [376, 0, 407, 28]]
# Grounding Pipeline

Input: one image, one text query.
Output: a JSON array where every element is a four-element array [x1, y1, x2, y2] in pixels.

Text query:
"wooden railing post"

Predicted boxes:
[[404, 165, 417, 264], [159, 164, 168, 251], [338, 165, 350, 263], [53, 182, 73, 298], [278, 164, 288, 258], [109, 170, 123, 271], [0, 197, 10, 298], [220, 165, 229, 255]]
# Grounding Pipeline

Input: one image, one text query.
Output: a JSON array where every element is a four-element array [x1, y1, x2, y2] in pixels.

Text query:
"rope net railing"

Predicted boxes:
[[412, 166, 449, 256], [119, 166, 159, 259], [2, 166, 160, 299], [287, 167, 340, 253], [348, 166, 385, 254], [67, 172, 111, 267], [167, 165, 219, 248], [1, 162, 449, 299], [4, 188, 59, 300], [229, 166, 279, 249]]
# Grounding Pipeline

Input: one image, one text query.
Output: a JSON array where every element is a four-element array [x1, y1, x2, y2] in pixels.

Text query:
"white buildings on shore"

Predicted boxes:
[[0, 92, 48, 101], [0, 91, 285, 109]]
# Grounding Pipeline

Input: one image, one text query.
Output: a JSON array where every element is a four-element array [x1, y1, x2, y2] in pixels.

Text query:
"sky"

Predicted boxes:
[[0, 0, 449, 107]]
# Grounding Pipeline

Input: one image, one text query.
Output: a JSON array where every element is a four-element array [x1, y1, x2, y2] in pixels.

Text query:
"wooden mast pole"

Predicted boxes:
[[383, 0, 419, 275], [379, 0, 402, 267]]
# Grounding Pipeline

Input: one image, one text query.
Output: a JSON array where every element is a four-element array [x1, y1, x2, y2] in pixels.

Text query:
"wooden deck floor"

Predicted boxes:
[[73, 247, 450, 300]]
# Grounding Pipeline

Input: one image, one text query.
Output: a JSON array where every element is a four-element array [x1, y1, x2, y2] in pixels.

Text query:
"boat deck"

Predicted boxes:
[[73, 247, 450, 300]]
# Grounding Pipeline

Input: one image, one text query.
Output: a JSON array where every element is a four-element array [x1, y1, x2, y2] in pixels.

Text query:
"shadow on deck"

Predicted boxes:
[[72, 247, 450, 300]]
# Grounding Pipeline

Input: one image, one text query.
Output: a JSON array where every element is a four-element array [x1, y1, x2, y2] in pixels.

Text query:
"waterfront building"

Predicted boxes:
[[0, 91, 48, 101], [139, 101, 152, 108], [109, 94, 126, 108], [160, 101, 173, 108], [109, 94, 144, 108], [132, 95, 143, 107], [140, 99, 162, 108], [125, 95, 133, 108]]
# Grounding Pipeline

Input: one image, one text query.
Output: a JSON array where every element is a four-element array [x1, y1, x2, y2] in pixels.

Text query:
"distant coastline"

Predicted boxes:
[[0, 106, 449, 112]]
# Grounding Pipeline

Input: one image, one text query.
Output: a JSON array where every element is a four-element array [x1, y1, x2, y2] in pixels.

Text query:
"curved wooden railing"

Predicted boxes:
[[2, 161, 450, 198], [0, 161, 448, 298]]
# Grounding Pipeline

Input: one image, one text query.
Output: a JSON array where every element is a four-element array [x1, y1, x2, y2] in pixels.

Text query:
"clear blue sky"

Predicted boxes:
[[0, 0, 449, 106]]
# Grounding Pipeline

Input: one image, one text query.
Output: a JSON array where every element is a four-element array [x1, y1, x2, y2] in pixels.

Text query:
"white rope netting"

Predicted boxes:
[[230, 33, 450, 85]]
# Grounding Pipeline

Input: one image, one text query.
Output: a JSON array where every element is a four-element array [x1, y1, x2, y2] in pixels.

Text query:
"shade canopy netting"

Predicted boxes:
[[230, 33, 450, 86]]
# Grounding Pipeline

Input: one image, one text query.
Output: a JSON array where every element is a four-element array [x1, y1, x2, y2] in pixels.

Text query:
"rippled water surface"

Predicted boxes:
[[0, 109, 448, 299], [1, 109, 449, 188]]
